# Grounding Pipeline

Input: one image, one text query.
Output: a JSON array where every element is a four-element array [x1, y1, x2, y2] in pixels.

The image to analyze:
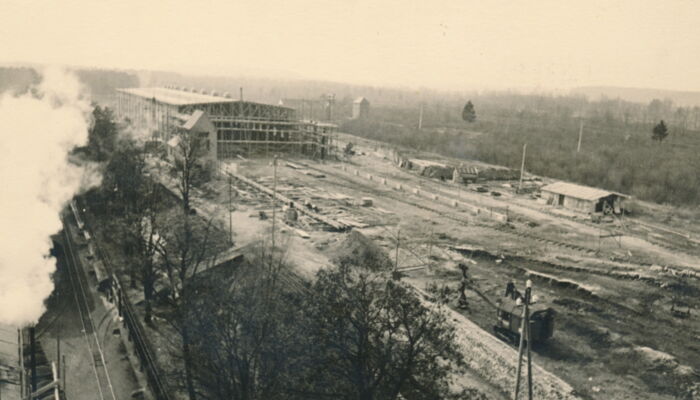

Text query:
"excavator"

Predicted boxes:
[[458, 264, 556, 344]]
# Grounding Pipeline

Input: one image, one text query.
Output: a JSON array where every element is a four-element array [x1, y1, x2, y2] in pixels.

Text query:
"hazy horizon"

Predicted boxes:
[[2, 0, 700, 93]]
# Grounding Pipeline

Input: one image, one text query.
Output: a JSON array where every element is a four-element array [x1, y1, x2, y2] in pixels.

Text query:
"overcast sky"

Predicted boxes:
[[2, 0, 699, 91]]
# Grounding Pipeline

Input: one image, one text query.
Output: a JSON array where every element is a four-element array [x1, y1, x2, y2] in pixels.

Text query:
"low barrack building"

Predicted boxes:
[[540, 181, 626, 214], [117, 86, 336, 160]]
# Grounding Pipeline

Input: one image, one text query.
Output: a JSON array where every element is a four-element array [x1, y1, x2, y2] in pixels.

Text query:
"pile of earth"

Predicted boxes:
[[327, 230, 393, 271]]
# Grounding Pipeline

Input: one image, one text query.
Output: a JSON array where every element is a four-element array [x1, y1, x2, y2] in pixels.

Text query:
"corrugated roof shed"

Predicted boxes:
[[541, 181, 626, 201], [117, 87, 235, 106], [456, 165, 479, 175]]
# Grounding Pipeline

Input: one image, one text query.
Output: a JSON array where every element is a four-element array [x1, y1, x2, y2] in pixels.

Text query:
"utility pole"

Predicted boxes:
[[527, 297, 533, 400], [56, 333, 60, 384], [239, 87, 243, 101], [327, 93, 335, 121], [418, 103, 424, 130], [62, 355, 66, 394], [577, 119, 584, 153], [271, 155, 278, 249], [514, 279, 534, 400], [30, 327, 36, 393], [427, 228, 433, 268], [228, 175, 233, 245], [518, 143, 527, 193], [394, 228, 401, 273]]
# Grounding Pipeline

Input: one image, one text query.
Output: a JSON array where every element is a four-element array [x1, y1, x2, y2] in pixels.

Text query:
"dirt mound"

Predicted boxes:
[[634, 346, 679, 370], [327, 230, 393, 271]]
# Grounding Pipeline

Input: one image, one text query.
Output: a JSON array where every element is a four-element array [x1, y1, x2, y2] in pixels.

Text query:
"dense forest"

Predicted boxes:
[[341, 94, 700, 207]]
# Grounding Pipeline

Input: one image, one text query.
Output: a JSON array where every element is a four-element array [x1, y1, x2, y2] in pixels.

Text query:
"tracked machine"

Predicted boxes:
[[457, 264, 556, 344], [493, 294, 556, 344]]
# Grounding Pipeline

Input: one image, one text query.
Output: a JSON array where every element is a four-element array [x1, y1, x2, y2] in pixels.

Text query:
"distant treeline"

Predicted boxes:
[[0, 67, 138, 101], [341, 95, 700, 206], [0, 67, 40, 94]]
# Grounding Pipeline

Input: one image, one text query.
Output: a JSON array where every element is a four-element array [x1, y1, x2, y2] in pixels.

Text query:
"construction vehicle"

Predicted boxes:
[[466, 280, 556, 344], [493, 296, 555, 343]]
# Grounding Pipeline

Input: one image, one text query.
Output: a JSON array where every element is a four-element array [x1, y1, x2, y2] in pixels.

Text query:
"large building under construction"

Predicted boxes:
[[116, 86, 336, 160]]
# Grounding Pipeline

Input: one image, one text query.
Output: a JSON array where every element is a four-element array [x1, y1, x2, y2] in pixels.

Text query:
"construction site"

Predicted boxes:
[[38, 87, 697, 400], [180, 136, 700, 399], [7, 1, 700, 399]]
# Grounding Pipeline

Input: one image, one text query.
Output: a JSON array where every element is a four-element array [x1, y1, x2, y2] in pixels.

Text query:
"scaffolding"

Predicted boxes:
[[116, 87, 337, 160]]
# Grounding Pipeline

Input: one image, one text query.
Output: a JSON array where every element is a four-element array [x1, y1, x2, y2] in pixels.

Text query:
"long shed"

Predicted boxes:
[[540, 182, 626, 214]]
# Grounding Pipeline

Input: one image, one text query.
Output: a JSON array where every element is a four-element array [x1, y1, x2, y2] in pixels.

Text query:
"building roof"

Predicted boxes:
[[455, 165, 479, 175], [117, 87, 235, 106], [182, 109, 214, 131], [541, 181, 627, 201], [280, 98, 324, 106], [354, 97, 369, 104]]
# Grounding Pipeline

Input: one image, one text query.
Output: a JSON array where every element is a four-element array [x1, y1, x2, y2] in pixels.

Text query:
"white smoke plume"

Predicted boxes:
[[0, 67, 98, 326]]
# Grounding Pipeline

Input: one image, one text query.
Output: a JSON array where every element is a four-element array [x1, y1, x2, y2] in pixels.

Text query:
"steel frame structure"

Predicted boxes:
[[116, 88, 336, 160]]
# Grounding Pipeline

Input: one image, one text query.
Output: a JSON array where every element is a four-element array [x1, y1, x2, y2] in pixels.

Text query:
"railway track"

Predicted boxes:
[[70, 199, 174, 400], [61, 219, 117, 400]]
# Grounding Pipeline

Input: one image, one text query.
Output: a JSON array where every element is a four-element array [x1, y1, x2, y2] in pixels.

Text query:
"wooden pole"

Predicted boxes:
[[418, 103, 424, 130], [62, 355, 66, 394], [394, 228, 401, 273], [518, 143, 527, 193], [30, 327, 37, 393], [52, 362, 60, 400], [577, 119, 584, 153], [18, 328, 24, 398], [56, 333, 60, 381], [514, 298, 527, 399], [427, 228, 433, 267], [228, 175, 233, 244], [271, 155, 278, 249], [525, 281, 533, 400]]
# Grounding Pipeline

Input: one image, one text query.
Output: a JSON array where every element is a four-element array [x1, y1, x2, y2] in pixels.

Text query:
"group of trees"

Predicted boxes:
[[88, 106, 469, 400], [186, 254, 467, 400], [341, 94, 700, 206], [89, 104, 225, 399]]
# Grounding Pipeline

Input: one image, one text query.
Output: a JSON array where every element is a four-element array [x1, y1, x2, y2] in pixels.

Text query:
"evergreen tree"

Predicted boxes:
[[462, 101, 476, 123], [652, 120, 669, 142]]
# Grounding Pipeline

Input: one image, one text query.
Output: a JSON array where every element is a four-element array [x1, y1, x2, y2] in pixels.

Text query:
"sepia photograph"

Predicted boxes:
[[1, 1, 699, 399]]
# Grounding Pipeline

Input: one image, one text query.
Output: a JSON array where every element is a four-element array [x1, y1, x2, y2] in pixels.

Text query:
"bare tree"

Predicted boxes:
[[126, 181, 164, 323], [156, 214, 225, 400], [189, 244, 306, 400], [169, 131, 211, 214]]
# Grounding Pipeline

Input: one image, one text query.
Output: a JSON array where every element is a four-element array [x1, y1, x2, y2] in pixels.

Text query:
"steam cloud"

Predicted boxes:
[[0, 67, 98, 326]]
